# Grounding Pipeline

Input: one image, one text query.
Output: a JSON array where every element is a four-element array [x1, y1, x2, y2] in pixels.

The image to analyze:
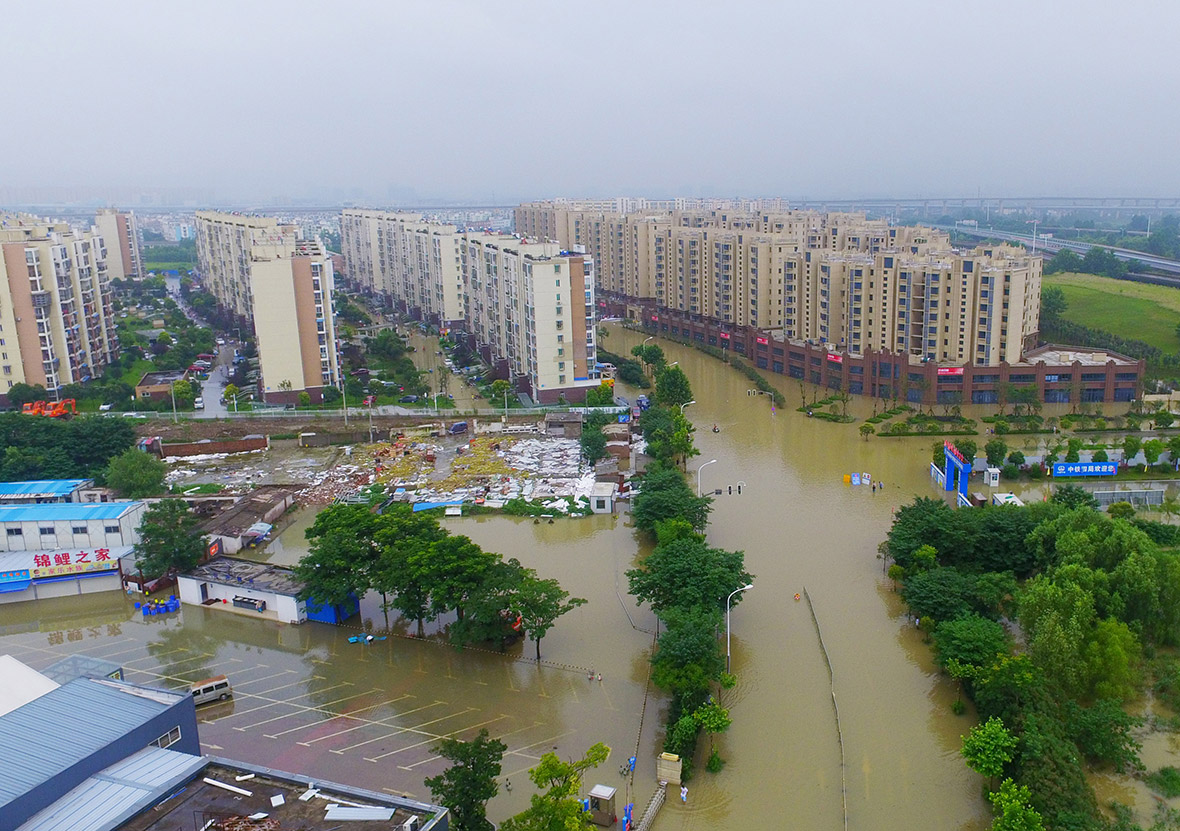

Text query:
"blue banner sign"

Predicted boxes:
[[1052, 462, 1117, 477]]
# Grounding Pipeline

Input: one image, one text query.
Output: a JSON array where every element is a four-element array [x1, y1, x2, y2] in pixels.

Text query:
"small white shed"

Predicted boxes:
[[590, 482, 618, 514]]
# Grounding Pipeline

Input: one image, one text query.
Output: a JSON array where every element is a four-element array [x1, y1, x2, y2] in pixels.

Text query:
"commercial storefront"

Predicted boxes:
[[0, 546, 135, 604]]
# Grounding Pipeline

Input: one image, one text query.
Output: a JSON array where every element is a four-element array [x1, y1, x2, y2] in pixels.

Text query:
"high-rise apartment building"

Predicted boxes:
[[195, 212, 339, 403], [0, 213, 120, 402], [515, 201, 1041, 366], [342, 211, 599, 402], [92, 209, 142, 281]]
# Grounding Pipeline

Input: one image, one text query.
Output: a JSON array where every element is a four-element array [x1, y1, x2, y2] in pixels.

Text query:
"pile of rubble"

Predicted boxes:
[[296, 462, 375, 505]]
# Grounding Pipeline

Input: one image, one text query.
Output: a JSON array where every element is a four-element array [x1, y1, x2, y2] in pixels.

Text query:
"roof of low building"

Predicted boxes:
[[1021, 344, 1138, 366], [180, 556, 303, 597], [0, 655, 59, 717], [0, 480, 91, 498], [136, 371, 187, 387], [0, 503, 142, 523], [0, 677, 187, 812], [16, 746, 206, 831]]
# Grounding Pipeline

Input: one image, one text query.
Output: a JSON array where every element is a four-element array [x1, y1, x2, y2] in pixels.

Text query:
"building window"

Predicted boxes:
[[104, 525, 120, 534], [149, 726, 182, 749], [72, 526, 87, 535], [39, 527, 54, 536], [6, 528, 22, 537]]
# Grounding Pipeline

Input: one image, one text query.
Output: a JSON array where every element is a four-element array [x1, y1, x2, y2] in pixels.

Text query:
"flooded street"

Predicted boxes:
[[0, 324, 1023, 829]]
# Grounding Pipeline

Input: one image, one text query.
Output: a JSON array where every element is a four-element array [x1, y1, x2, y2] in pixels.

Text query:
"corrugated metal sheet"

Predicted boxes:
[[0, 678, 184, 810], [0, 480, 88, 498], [16, 746, 207, 831], [0, 503, 140, 523]]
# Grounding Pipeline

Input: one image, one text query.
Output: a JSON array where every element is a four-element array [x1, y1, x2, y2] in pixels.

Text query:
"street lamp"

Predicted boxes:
[[697, 458, 717, 497], [726, 584, 754, 673], [679, 399, 696, 415]]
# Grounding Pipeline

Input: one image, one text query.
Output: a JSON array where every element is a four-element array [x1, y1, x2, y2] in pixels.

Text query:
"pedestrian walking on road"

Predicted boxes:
[[680, 785, 688, 803]]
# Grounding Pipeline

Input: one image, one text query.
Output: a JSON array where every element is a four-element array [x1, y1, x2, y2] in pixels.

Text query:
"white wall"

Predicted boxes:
[[177, 575, 305, 624]]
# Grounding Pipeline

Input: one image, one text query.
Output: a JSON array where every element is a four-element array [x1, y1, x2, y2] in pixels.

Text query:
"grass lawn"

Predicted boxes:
[[1045, 271, 1180, 352], [143, 261, 194, 273], [119, 359, 155, 387]]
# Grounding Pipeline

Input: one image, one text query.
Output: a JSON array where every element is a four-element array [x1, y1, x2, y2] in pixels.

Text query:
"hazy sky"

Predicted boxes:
[[2, 0, 1178, 204]]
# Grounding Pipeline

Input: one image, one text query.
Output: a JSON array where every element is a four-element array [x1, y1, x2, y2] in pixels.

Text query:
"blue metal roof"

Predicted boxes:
[[0, 503, 141, 522], [15, 746, 206, 831], [0, 677, 185, 812], [0, 480, 88, 498]]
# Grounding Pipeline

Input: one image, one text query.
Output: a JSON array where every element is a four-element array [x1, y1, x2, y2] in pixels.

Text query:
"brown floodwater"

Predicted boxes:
[[5, 325, 1164, 828]]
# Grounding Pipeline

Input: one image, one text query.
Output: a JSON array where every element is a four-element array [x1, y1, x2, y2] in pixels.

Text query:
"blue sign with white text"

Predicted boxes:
[[1052, 462, 1117, 477]]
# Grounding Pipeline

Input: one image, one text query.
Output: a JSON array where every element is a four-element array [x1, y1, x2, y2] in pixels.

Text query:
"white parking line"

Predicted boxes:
[[229, 670, 293, 687], [331, 707, 475, 755]]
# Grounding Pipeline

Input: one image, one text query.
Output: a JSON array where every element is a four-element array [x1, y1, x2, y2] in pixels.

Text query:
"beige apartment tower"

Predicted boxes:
[[93, 208, 142, 281], [0, 213, 121, 403], [343, 210, 600, 401], [195, 211, 340, 403], [516, 200, 1041, 366]]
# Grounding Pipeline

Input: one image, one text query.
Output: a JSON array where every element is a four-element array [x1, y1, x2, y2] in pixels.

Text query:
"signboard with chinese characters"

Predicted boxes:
[[31, 549, 116, 578], [1052, 462, 1117, 478], [756, 336, 769, 345], [826, 353, 843, 363], [937, 367, 964, 376]]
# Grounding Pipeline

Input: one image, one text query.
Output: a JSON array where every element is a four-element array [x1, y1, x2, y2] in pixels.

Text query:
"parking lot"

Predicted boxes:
[[0, 513, 658, 812]]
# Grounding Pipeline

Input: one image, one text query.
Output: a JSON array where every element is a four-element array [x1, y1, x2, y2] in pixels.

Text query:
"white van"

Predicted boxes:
[[191, 675, 232, 704]]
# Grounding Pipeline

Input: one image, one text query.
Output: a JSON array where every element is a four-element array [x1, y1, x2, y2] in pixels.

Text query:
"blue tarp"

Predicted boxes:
[[413, 500, 464, 513]]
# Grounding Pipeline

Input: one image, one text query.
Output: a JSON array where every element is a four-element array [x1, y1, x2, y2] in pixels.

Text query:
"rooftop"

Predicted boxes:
[[115, 759, 446, 831], [182, 556, 303, 597], [0, 677, 187, 812], [137, 371, 187, 387], [0, 479, 90, 499], [0, 655, 59, 717], [0, 503, 141, 523], [1022, 344, 1138, 366], [199, 486, 296, 538]]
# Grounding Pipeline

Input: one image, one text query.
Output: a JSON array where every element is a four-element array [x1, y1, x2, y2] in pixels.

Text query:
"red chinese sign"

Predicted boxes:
[[826, 353, 843, 363], [756, 336, 769, 345], [937, 367, 964, 376], [31, 549, 115, 578]]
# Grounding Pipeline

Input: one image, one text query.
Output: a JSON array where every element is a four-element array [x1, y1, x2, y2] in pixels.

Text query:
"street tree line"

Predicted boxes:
[[886, 489, 1180, 830], [293, 504, 584, 657], [628, 368, 754, 779]]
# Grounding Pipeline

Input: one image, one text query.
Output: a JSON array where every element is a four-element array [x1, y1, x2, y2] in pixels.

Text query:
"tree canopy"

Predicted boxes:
[[106, 448, 167, 498], [424, 729, 506, 831], [133, 500, 206, 580]]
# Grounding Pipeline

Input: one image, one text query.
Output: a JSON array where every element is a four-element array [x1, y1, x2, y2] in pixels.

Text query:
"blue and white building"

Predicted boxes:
[[0, 479, 93, 505], [0, 502, 145, 553]]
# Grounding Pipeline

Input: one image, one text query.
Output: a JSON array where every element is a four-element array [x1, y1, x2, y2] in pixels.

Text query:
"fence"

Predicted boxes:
[[802, 586, 849, 831]]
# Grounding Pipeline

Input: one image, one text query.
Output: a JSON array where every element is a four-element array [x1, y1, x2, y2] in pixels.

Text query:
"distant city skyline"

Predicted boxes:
[[1, 1, 1178, 205]]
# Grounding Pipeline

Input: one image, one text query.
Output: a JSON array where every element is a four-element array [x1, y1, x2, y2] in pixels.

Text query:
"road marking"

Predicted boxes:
[[231, 670, 294, 687], [294, 696, 417, 745], [332, 706, 474, 755], [366, 714, 506, 763]]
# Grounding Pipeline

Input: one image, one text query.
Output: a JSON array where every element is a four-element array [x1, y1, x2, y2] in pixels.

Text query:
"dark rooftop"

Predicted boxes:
[[119, 760, 446, 831], [182, 557, 303, 597]]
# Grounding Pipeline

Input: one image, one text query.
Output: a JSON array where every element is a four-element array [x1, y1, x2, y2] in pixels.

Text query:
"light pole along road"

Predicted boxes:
[[726, 584, 754, 673], [696, 458, 717, 497]]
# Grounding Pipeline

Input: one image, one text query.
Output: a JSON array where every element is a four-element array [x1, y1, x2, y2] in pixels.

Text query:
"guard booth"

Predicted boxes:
[[587, 784, 617, 826]]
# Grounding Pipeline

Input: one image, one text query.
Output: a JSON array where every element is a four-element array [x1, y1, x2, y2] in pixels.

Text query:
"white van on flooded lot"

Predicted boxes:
[[191, 675, 232, 704]]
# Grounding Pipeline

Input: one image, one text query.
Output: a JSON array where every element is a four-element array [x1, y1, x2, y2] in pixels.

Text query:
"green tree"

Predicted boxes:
[[987, 778, 1045, 831], [859, 422, 875, 441], [7, 383, 49, 408], [514, 573, 586, 661], [298, 391, 311, 408], [1143, 438, 1165, 469], [934, 614, 1010, 670], [500, 743, 610, 831], [655, 365, 693, 408], [627, 538, 752, 616], [1108, 501, 1135, 520], [985, 439, 1008, 468], [651, 607, 724, 706], [490, 379, 512, 403], [632, 465, 712, 532], [294, 505, 382, 608], [584, 384, 615, 407], [962, 716, 1018, 789], [1051, 484, 1098, 511], [694, 700, 731, 750], [105, 448, 167, 498], [424, 729, 507, 831], [579, 426, 607, 464], [133, 500, 206, 580], [412, 534, 497, 620], [1122, 434, 1142, 467], [1063, 699, 1143, 773], [372, 506, 451, 632], [902, 567, 978, 623]]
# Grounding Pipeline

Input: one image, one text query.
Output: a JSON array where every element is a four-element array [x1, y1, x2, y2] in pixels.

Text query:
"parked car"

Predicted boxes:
[[449, 421, 469, 435], [194, 398, 204, 410], [399, 394, 419, 403]]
